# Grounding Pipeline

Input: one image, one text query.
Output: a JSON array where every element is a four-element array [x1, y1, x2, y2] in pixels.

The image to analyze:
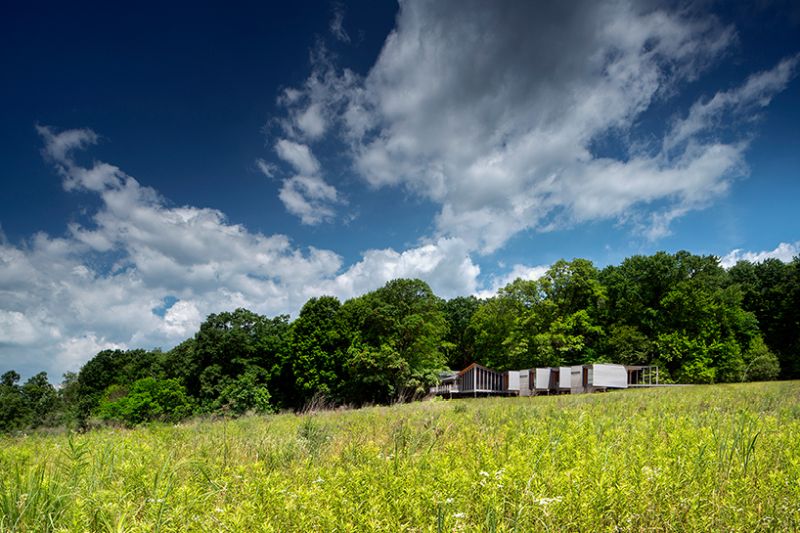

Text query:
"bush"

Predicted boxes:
[[742, 337, 781, 381]]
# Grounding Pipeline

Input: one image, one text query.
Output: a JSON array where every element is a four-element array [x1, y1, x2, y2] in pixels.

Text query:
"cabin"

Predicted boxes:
[[569, 363, 629, 394], [431, 362, 660, 398], [429, 363, 518, 397], [431, 370, 460, 396], [626, 365, 660, 387]]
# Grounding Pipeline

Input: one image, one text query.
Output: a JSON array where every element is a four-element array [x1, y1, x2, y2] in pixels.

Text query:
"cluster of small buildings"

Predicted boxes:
[[431, 362, 660, 397]]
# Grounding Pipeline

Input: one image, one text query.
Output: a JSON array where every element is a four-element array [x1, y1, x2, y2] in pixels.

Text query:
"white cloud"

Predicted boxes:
[[475, 264, 551, 299], [664, 54, 800, 152], [275, 0, 795, 252], [272, 139, 343, 224], [0, 310, 38, 346], [720, 241, 800, 269], [57, 335, 126, 370], [0, 127, 483, 378], [274, 139, 320, 175], [36, 125, 98, 163], [162, 300, 203, 337], [279, 174, 340, 225], [316, 237, 481, 301]]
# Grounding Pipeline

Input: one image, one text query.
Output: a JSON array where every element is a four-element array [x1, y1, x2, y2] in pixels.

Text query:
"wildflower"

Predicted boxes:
[[445, 498, 454, 504], [453, 512, 465, 519]]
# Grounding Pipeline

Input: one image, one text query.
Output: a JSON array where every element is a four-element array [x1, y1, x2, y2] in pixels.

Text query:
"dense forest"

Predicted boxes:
[[1, 251, 798, 431]]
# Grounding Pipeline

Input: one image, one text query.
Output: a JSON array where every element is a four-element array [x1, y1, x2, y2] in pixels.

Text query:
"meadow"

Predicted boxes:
[[1, 381, 799, 532]]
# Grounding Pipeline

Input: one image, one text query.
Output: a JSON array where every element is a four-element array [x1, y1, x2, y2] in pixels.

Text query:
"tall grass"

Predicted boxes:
[[1, 381, 799, 531]]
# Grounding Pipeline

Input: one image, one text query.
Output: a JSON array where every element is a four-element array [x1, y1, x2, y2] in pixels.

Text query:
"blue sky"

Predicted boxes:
[[1, 0, 799, 379]]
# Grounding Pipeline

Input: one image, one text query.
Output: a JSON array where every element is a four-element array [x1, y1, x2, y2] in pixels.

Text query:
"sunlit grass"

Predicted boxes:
[[2, 382, 800, 531]]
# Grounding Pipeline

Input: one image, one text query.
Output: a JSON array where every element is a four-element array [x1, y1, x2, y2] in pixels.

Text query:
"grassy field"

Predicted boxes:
[[1, 382, 800, 532]]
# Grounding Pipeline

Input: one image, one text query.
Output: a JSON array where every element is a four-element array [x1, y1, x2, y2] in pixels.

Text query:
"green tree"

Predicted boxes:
[[341, 279, 448, 404], [76, 349, 164, 422], [498, 260, 605, 369], [289, 296, 349, 406], [0, 370, 31, 432], [21, 372, 58, 428], [598, 251, 760, 383], [189, 309, 290, 409], [442, 296, 481, 369], [729, 258, 799, 378], [213, 367, 273, 415], [98, 377, 194, 425], [468, 294, 524, 369]]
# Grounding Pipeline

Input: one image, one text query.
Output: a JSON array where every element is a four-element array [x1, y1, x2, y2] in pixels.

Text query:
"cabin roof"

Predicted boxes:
[[457, 362, 496, 376]]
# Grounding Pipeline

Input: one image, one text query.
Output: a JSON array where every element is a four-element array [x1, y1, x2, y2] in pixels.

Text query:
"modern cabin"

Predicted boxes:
[[570, 363, 629, 394], [430, 363, 518, 397], [431, 362, 660, 398]]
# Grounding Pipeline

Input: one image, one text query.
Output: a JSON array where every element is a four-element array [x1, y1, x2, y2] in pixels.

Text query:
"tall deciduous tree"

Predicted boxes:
[[341, 279, 448, 404], [289, 296, 349, 406], [190, 309, 290, 410]]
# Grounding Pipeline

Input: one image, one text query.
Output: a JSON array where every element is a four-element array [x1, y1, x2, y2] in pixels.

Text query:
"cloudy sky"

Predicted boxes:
[[1, 1, 799, 379]]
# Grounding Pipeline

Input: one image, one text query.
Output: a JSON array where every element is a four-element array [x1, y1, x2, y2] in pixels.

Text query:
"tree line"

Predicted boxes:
[[1, 251, 798, 431]]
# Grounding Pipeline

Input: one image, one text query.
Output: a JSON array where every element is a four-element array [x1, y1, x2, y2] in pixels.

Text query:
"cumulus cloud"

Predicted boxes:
[[317, 237, 481, 301], [0, 127, 483, 378], [275, 0, 796, 251], [475, 264, 551, 299], [0, 310, 39, 346], [278, 174, 340, 224], [719, 241, 800, 268]]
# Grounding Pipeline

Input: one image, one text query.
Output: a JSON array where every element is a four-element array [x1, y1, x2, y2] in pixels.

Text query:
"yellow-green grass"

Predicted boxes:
[[2, 382, 800, 532]]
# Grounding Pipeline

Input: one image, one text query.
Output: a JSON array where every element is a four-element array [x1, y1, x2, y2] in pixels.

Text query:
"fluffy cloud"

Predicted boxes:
[[271, 138, 343, 224], [276, 0, 796, 252], [278, 174, 341, 225], [0, 127, 484, 378], [475, 264, 551, 299], [274, 139, 320, 175], [719, 241, 800, 269]]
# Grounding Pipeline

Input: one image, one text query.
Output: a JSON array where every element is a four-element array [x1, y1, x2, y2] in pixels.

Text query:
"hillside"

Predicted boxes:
[[2, 382, 799, 531]]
